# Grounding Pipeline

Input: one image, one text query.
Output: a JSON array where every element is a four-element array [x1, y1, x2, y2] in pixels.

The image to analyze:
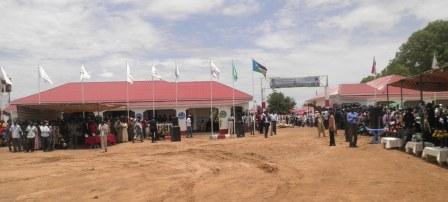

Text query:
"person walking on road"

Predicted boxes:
[[263, 112, 271, 138], [40, 121, 51, 152], [25, 123, 38, 152], [186, 115, 193, 138], [347, 108, 359, 148], [98, 120, 110, 152], [316, 112, 326, 138], [329, 111, 337, 146], [271, 113, 278, 136], [10, 122, 23, 152]]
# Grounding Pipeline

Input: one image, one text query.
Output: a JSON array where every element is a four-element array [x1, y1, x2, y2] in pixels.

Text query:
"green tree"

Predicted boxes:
[[267, 91, 296, 113], [360, 20, 448, 82]]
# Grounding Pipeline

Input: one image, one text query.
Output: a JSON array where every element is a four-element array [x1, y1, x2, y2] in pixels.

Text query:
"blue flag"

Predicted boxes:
[[252, 59, 267, 77]]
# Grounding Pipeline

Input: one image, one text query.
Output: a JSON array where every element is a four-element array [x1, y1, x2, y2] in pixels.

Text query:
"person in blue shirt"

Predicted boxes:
[[346, 107, 359, 148]]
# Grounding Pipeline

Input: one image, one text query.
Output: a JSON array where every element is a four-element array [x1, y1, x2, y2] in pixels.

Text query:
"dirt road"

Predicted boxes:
[[1, 127, 447, 202]]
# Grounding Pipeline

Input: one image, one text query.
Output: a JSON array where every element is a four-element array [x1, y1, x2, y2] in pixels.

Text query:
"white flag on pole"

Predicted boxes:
[[80, 64, 91, 81], [126, 62, 134, 84], [175, 64, 180, 80], [152, 64, 162, 79], [210, 60, 220, 79], [432, 52, 440, 70], [39, 65, 53, 85], [0, 66, 12, 85]]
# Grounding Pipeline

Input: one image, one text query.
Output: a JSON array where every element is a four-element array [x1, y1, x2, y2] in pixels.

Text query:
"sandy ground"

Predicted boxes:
[[1, 127, 447, 202]]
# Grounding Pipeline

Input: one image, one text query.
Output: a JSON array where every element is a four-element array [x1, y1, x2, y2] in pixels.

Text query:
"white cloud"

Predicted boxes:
[[318, 5, 401, 31], [145, 0, 224, 20], [99, 71, 115, 78], [0, 0, 161, 60], [255, 31, 301, 49], [222, 0, 260, 16], [301, 0, 352, 7], [410, 0, 448, 21], [317, 0, 448, 32]]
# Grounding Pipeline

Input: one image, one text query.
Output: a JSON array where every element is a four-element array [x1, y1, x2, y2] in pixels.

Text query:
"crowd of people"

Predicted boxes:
[[310, 101, 448, 148], [3, 101, 448, 153], [0, 115, 168, 153]]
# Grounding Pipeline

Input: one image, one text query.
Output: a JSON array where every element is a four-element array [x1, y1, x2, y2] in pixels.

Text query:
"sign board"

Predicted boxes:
[[219, 111, 227, 118], [177, 112, 186, 119], [270, 76, 327, 88]]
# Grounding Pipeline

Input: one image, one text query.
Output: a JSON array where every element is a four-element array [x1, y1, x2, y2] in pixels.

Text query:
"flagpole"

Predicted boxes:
[[210, 60, 214, 137], [126, 79, 129, 119], [232, 60, 236, 135], [126, 62, 129, 119], [260, 78, 263, 110], [152, 75, 155, 119], [82, 78, 85, 119], [175, 62, 178, 110], [251, 65, 256, 133], [38, 65, 41, 105]]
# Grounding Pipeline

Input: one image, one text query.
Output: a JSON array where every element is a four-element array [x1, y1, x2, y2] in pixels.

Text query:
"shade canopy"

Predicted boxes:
[[389, 69, 448, 92]]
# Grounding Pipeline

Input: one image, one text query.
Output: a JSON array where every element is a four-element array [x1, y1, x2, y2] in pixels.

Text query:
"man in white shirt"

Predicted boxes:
[[98, 120, 110, 152], [25, 123, 38, 152], [270, 113, 278, 136], [186, 115, 192, 138], [10, 122, 23, 152], [263, 112, 270, 138], [40, 121, 51, 152]]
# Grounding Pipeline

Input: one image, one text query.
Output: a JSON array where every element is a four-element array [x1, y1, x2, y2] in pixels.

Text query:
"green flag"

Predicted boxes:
[[232, 61, 238, 81]]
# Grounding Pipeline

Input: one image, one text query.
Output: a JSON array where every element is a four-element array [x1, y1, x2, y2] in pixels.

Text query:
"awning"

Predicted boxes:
[[389, 69, 448, 92], [16, 103, 124, 113]]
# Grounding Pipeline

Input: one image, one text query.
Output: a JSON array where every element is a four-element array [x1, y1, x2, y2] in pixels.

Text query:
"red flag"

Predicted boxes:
[[371, 57, 376, 75]]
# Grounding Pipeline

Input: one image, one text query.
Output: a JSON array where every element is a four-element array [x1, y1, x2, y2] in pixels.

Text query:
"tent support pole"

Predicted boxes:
[[400, 80, 403, 108], [420, 74, 423, 102], [386, 84, 389, 107]]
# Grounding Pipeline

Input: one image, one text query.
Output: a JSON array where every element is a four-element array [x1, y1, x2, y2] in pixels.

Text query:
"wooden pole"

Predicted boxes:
[[420, 74, 423, 102], [400, 80, 403, 108], [386, 84, 389, 107]]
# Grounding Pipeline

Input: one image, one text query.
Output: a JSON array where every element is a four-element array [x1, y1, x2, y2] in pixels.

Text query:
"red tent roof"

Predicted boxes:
[[11, 80, 252, 105], [307, 74, 448, 103]]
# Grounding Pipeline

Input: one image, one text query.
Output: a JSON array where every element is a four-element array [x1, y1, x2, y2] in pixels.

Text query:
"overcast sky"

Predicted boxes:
[[1, 0, 448, 106]]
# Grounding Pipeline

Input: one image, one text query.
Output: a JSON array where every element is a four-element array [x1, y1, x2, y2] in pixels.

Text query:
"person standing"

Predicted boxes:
[[271, 113, 278, 136], [263, 112, 270, 138], [25, 123, 38, 152], [316, 112, 326, 138], [250, 113, 255, 135], [128, 118, 135, 142], [258, 113, 264, 134], [133, 119, 144, 143], [119, 118, 129, 143], [150, 118, 157, 143], [10, 122, 23, 152], [328, 111, 337, 146], [40, 121, 51, 152], [35, 122, 42, 150], [347, 108, 359, 148], [186, 115, 193, 138], [98, 120, 110, 152], [2, 121, 12, 152]]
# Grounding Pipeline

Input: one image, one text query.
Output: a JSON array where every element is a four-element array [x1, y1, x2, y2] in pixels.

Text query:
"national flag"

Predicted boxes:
[[211, 60, 220, 79], [126, 62, 134, 84], [80, 64, 91, 81], [232, 61, 238, 81], [152, 64, 162, 79], [175, 64, 180, 80], [39, 65, 53, 85], [252, 59, 267, 77], [371, 57, 377, 75], [432, 52, 439, 70], [0, 66, 12, 85]]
